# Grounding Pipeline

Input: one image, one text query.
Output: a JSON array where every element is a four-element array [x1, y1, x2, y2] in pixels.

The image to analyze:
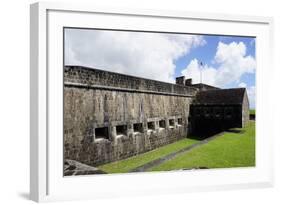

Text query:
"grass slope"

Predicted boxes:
[[151, 121, 255, 171], [250, 109, 255, 115], [98, 138, 198, 173]]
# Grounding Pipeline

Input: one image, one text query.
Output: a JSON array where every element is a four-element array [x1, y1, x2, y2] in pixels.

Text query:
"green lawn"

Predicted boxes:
[[98, 121, 255, 173], [250, 109, 255, 115], [151, 121, 255, 171], [98, 138, 199, 173]]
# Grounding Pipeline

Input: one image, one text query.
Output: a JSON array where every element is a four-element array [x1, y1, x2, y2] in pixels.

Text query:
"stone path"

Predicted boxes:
[[129, 132, 224, 172]]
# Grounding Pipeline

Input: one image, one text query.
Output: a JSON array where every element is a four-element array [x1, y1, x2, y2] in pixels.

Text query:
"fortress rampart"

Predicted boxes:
[[64, 66, 198, 166]]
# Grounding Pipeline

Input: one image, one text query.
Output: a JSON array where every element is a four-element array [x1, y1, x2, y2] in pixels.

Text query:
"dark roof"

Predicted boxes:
[[191, 83, 220, 91], [193, 88, 246, 105]]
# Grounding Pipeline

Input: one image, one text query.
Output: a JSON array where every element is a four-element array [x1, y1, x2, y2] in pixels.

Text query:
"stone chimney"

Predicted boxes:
[[175, 76, 185, 85], [185, 78, 192, 86]]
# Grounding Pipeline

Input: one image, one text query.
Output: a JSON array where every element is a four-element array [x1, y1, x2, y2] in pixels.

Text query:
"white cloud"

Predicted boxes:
[[181, 41, 256, 88], [181, 59, 217, 86], [65, 29, 205, 83], [238, 82, 247, 88]]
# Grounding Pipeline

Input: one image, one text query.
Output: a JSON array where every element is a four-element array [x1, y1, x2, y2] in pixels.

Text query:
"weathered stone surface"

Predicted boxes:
[[64, 66, 195, 167], [63, 66, 250, 169], [242, 90, 250, 127], [64, 66, 198, 96]]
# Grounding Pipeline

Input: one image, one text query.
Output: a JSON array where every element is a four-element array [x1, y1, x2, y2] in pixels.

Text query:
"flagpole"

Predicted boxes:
[[199, 61, 203, 84], [200, 65, 202, 84]]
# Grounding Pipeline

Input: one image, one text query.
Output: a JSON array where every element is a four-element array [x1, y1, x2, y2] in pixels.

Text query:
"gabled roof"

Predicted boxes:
[[193, 88, 246, 105]]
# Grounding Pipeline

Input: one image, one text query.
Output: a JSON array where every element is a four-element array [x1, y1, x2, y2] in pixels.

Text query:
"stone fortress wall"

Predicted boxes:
[[64, 66, 199, 166]]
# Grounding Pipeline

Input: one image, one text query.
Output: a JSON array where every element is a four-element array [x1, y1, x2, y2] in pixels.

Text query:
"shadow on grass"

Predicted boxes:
[[188, 127, 244, 141], [227, 129, 245, 134], [187, 129, 222, 141]]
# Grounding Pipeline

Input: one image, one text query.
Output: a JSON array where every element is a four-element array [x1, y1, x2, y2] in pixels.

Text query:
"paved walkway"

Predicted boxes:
[[129, 132, 224, 172]]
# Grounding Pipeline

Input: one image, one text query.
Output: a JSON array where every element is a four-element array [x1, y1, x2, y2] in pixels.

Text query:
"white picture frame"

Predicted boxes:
[[30, 2, 274, 202]]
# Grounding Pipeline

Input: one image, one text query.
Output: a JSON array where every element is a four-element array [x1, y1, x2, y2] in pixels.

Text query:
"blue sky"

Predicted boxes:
[[174, 35, 256, 89], [65, 28, 256, 108]]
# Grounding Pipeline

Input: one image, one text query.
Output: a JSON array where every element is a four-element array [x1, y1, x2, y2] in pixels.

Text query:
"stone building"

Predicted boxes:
[[64, 66, 249, 167]]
